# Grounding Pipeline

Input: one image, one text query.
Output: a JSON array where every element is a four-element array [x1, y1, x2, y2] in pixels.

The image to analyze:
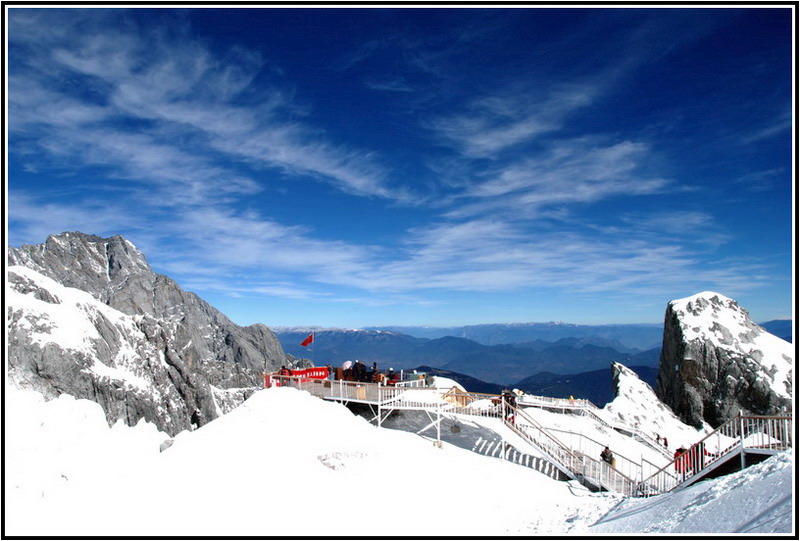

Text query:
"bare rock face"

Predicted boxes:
[[8, 232, 291, 435], [655, 292, 792, 429]]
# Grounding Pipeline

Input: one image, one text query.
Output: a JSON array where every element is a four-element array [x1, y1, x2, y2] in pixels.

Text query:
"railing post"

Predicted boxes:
[[739, 411, 746, 471], [378, 384, 382, 428], [436, 398, 441, 445]]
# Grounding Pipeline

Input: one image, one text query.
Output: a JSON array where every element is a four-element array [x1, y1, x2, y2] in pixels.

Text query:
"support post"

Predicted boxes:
[[436, 400, 441, 443], [501, 399, 506, 462], [378, 383, 383, 428], [739, 411, 746, 471]]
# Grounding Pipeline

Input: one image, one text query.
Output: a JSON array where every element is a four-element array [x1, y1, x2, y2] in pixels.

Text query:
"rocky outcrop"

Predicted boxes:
[[656, 292, 792, 429], [605, 362, 706, 449], [8, 232, 292, 435]]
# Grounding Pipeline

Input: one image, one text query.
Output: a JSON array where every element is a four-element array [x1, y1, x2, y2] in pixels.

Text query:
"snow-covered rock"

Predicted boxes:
[[7, 232, 291, 435], [603, 362, 708, 451], [656, 291, 793, 428]]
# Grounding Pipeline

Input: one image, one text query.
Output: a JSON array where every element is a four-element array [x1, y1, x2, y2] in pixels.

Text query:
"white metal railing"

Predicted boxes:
[[505, 404, 580, 477], [577, 453, 637, 495], [545, 427, 643, 483], [518, 393, 595, 410], [520, 392, 673, 461], [506, 405, 636, 494], [269, 374, 444, 409], [635, 413, 792, 496], [440, 389, 505, 419], [565, 401, 672, 461], [395, 378, 426, 388]]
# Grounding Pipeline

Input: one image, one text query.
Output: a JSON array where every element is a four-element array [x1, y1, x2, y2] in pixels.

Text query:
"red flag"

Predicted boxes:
[[300, 332, 314, 347]]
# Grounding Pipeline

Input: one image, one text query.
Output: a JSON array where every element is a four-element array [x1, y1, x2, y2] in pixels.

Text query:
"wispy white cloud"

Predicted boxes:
[[8, 8, 787, 321], [428, 84, 596, 157], [734, 168, 788, 193], [8, 191, 140, 245], [364, 76, 414, 93], [443, 139, 669, 219], [738, 115, 792, 146], [341, 218, 773, 298], [9, 9, 409, 203]]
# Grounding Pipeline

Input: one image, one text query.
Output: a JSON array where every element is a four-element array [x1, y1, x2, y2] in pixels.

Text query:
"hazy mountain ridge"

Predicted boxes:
[[277, 328, 662, 384], [369, 322, 665, 350], [759, 319, 793, 342]]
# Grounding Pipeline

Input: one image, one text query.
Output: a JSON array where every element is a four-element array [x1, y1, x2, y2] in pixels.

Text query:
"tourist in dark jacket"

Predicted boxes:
[[600, 446, 614, 466]]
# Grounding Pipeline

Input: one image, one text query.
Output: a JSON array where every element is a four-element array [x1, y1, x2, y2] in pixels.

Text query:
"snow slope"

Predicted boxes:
[[5, 383, 794, 536], [588, 450, 794, 533], [601, 362, 709, 451]]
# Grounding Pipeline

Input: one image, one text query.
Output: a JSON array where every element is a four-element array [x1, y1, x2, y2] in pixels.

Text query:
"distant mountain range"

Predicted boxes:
[[275, 328, 661, 384], [414, 364, 658, 407], [367, 322, 664, 351], [276, 319, 790, 387], [760, 319, 793, 343]]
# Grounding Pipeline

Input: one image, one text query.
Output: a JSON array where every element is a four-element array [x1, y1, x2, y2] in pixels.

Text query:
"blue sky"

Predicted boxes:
[[7, 6, 794, 328]]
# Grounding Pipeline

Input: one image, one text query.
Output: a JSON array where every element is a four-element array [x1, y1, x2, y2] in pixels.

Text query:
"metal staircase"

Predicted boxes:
[[503, 404, 637, 494], [635, 413, 792, 496]]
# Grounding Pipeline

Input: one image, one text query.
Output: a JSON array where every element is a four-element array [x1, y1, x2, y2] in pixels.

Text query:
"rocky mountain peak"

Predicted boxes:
[[10, 231, 150, 284], [8, 232, 291, 436], [9, 232, 158, 316], [656, 292, 792, 429]]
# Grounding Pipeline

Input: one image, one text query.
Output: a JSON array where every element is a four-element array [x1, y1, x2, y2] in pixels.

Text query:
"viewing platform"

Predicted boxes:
[[264, 368, 792, 498]]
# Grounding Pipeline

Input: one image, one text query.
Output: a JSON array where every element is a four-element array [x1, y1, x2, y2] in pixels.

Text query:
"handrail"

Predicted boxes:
[[544, 426, 643, 483], [518, 393, 596, 410], [574, 404, 672, 459], [507, 404, 637, 495], [635, 413, 792, 496], [504, 404, 581, 480]]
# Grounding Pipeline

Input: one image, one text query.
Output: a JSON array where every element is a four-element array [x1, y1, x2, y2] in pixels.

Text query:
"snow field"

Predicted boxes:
[[5, 382, 793, 536]]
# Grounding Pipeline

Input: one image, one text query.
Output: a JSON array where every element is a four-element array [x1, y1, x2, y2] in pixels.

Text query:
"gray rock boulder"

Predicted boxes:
[[8, 232, 292, 435], [655, 292, 792, 428]]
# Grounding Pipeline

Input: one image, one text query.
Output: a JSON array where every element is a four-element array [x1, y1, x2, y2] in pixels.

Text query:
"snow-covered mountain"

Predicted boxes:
[[657, 291, 793, 428], [604, 362, 709, 449], [7, 232, 291, 435]]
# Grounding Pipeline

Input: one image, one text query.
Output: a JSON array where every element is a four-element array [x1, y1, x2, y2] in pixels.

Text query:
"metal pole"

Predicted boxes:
[[739, 411, 746, 471], [437, 400, 441, 443], [501, 399, 506, 462], [378, 383, 382, 428]]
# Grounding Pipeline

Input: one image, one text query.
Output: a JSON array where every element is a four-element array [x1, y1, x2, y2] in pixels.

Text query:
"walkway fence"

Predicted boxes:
[[519, 392, 675, 461], [506, 405, 637, 494], [635, 413, 793, 496], [266, 374, 791, 497]]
